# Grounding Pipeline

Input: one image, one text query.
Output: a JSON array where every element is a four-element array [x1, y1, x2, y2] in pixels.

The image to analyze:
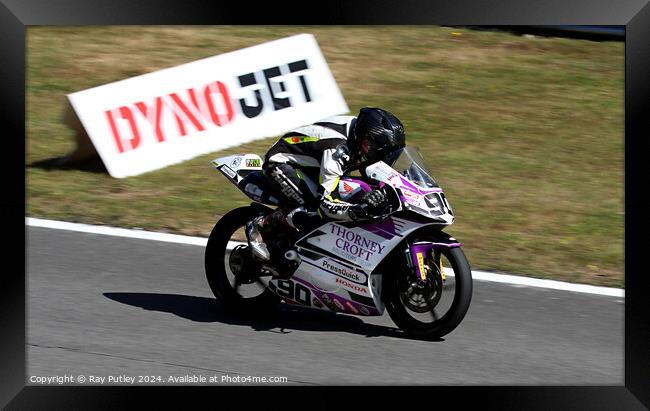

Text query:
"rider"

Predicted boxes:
[[246, 107, 406, 261]]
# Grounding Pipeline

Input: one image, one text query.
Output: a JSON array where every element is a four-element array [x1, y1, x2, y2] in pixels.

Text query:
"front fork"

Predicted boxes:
[[404, 240, 463, 282]]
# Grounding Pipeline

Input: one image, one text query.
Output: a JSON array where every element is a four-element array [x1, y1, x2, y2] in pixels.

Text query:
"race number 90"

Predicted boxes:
[[271, 280, 311, 306]]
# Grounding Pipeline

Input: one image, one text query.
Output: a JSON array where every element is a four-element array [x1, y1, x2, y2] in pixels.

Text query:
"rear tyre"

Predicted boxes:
[[383, 246, 472, 339], [204, 206, 281, 311]]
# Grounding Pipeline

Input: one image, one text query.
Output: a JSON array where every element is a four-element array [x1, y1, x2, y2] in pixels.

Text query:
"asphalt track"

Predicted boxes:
[[27, 226, 623, 385]]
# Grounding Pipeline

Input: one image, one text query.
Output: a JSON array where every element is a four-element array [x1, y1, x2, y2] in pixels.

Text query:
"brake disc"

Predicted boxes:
[[400, 264, 443, 313]]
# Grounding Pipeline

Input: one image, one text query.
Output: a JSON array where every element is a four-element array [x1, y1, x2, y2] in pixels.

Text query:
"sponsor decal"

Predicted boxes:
[[67, 34, 348, 178], [330, 225, 386, 261], [387, 173, 400, 182], [366, 162, 399, 182], [312, 297, 323, 308], [270, 168, 305, 205], [220, 165, 237, 179], [401, 190, 421, 206], [358, 306, 370, 316], [416, 252, 426, 281], [245, 158, 261, 168], [284, 136, 320, 144], [101, 62, 314, 163], [320, 294, 337, 311], [345, 301, 359, 315], [339, 181, 362, 200], [321, 259, 367, 284], [230, 157, 242, 168], [335, 277, 368, 295], [333, 298, 345, 312], [402, 190, 420, 200]]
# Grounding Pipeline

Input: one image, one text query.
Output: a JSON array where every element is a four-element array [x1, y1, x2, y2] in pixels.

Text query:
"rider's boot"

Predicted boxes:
[[245, 215, 271, 261], [245, 208, 292, 261]]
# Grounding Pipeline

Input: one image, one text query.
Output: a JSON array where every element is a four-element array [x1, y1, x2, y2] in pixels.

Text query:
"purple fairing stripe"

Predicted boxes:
[[289, 276, 379, 316], [358, 217, 406, 240], [399, 177, 443, 194], [398, 176, 418, 191]]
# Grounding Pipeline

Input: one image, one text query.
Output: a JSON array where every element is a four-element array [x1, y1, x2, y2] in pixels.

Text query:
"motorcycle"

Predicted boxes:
[[205, 147, 472, 339]]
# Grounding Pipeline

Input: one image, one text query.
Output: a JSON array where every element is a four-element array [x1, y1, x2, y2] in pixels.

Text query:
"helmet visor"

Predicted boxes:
[[382, 147, 404, 167]]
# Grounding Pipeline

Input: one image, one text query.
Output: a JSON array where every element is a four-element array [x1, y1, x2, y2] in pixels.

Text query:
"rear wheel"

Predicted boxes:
[[383, 244, 472, 339], [204, 207, 281, 310]]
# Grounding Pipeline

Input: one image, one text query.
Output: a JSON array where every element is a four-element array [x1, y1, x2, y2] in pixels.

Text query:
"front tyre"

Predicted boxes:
[[384, 246, 472, 339], [204, 206, 280, 311]]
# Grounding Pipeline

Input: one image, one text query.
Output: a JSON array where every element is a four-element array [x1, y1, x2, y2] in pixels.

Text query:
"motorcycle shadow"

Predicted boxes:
[[103, 292, 443, 342]]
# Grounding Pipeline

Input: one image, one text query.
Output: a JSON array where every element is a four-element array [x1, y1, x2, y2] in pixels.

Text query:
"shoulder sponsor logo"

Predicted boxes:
[[335, 277, 369, 295], [321, 259, 367, 284]]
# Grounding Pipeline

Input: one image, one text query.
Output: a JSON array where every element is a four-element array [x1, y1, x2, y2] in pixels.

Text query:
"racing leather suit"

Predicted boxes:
[[263, 115, 364, 222]]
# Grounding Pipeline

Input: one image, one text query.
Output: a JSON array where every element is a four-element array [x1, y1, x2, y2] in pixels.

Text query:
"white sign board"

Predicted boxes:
[[67, 34, 349, 178]]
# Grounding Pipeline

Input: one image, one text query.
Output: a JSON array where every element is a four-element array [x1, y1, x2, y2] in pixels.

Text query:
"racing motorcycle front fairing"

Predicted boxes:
[[289, 149, 461, 311]]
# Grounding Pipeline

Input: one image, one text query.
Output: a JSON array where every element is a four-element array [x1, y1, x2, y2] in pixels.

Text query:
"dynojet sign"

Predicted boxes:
[[67, 34, 349, 178]]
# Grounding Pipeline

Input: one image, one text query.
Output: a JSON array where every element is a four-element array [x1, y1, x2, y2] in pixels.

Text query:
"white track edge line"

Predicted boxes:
[[26, 217, 208, 246], [26, 217, 624, 298]]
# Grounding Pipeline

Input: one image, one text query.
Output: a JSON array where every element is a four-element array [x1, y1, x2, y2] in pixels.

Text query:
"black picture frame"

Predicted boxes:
[[4, 0, 649, 409]]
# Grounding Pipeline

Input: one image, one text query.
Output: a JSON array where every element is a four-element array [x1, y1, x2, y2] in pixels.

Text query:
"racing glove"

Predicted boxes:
[[347, 190, 388, 221], [363, 189, 386, 210]]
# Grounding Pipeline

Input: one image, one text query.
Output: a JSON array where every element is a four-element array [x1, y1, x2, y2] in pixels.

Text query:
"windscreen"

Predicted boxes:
[[392, 147, 439, 188]]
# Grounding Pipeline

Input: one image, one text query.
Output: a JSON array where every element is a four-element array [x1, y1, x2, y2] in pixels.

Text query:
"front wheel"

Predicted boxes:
[[383, 246, 473, 339]]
